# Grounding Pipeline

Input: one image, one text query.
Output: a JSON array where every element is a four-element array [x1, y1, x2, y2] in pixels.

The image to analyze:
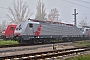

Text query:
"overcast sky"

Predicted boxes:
[[0, 0, 90, 26]]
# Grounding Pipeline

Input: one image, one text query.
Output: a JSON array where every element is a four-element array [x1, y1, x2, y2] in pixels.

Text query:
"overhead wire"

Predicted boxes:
[[62, 0, 90, 9], [0, 0, 90, 10], [0, 7, 8, 9], [74, 0, 90, 4]]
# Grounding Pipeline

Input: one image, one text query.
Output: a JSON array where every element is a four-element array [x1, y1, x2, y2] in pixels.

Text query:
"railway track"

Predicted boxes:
[[1, 46, 90, 60], [0, 42, 72, 54]]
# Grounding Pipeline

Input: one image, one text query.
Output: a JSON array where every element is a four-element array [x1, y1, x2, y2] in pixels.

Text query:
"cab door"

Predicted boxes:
[[25, 23, 34, 35]]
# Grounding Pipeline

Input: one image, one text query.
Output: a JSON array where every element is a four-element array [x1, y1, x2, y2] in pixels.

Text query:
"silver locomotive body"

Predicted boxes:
[[14, 19, 89, 43]]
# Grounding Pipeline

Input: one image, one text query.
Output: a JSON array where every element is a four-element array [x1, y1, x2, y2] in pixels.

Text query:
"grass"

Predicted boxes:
[[66, 54, 90, 60], [0, 40, 18, 46], [74, 40, 90, 47], [66, 40, 90, 60]]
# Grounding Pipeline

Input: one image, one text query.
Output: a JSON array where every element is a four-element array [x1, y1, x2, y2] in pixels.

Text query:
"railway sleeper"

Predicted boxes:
[[1, 47, 90, 60]]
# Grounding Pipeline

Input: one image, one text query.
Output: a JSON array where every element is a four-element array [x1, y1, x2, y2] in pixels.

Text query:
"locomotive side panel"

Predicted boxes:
[[40, 23, 83, 38]]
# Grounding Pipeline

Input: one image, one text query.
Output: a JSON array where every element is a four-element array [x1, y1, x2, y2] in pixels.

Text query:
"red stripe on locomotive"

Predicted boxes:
[[34, 25, 42, 36]]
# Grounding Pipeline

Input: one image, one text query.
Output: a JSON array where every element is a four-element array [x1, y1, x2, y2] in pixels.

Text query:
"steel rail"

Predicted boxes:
[[0, 46, 90, 60]]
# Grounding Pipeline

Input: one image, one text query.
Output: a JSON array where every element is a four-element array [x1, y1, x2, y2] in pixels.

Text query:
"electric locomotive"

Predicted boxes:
[[1, 24, 17, 39], [14, 19, 90, 44]]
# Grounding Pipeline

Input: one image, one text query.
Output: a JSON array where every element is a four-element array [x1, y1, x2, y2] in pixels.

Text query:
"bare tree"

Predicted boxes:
[[7, 0, 32, 24], [79, 19, 88, 27], [48, 8, 60, 22], [35, 0, 46, 20], [0, 20, 8, 32]]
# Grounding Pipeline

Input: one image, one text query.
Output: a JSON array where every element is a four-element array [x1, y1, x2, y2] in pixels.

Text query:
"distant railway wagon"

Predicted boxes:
[[14, 19, 90, 44], [1, 24, 17, 39]]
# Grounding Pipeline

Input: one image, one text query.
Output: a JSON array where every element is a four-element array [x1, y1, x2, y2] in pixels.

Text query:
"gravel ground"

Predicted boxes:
[[0, 42, 75, 57]]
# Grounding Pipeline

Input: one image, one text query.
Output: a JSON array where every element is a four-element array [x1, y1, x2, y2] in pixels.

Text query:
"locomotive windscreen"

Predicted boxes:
[[29, 23, 33, 28], [16, 24, 22, 30]]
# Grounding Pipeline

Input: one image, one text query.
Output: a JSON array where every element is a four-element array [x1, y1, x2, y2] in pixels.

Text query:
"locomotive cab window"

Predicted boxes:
[[29, 23, 33, 28], [16, 24, 22, 30], [10, 27, 14, 30], [86, 29, 89, 31]]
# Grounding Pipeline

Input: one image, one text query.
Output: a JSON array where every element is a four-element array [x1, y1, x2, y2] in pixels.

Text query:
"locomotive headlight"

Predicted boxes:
[[2, 30, 5, 35], [38, 36, 39, 38], [2, 31, 5, 34], [51, 36, 52, 38], [71, 36, 73, 37], [78, 35, 80, 37]]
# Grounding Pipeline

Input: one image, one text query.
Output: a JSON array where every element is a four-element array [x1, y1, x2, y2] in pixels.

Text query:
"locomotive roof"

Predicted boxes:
[[29, 19, 74, 26], [24, 20, 40, 24], [8, 23, 17, 25]]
